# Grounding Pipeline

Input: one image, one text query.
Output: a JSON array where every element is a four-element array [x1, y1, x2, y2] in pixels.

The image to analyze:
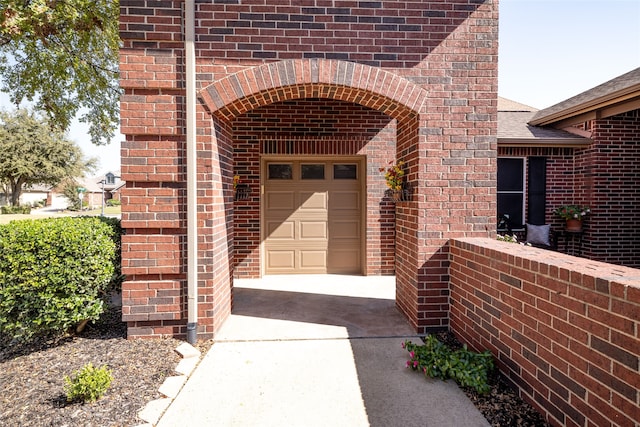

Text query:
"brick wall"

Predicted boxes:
[[450, 238, 640, 427], [120, 0, 498, 338], [578, 111, 640, 268]]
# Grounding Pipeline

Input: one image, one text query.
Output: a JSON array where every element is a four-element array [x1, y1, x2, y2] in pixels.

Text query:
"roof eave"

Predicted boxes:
[[498, 137, 592, 148], [529, 86, 640, 126]]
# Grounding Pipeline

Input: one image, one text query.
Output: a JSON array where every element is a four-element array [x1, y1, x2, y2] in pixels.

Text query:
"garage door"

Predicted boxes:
[[263, 158, 363, 274]]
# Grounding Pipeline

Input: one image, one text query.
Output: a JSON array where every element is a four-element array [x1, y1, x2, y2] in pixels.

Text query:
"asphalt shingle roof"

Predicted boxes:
[[497, 97, 589, 144], [531, 67, 640, 124]]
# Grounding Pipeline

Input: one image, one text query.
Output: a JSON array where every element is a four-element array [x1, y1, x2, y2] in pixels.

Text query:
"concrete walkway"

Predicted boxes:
[[157, 275, 489, 427]]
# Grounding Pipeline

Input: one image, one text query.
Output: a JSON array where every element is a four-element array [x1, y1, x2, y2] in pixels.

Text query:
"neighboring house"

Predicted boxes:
[[78, 171, 124, 209], [18, 184, 51, 207], [17, 185, 66, 209], [119, 1, 500, 339], [498, 67, 640, 268]]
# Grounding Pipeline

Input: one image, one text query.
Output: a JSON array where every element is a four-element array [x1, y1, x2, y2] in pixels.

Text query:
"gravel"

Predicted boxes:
[[1, 306, 548, 426]]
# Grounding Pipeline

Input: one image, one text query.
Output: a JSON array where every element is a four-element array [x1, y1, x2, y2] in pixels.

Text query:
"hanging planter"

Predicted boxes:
[[234, 184, 250, 201], [565, 218, 583, 232], [385, 186, 411, 202], [380, 160, 410, 202]]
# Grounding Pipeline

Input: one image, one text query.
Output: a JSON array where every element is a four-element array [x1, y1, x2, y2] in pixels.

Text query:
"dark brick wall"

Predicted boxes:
[[580, 110, 640, 268]]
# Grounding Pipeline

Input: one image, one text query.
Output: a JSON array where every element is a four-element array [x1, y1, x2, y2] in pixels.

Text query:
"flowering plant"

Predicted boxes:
[[233, 175, 240, 189], [379, 160, 405, 191], [554, 204, 590, 221]]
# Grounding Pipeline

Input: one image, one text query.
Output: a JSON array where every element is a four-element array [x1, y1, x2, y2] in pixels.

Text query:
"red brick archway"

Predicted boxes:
[[198, 59, 433, 335], [199, 59, 425, 122]]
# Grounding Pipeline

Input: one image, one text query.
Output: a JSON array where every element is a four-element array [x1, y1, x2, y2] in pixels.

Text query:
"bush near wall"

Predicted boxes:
[[0, 217, 122, 342]]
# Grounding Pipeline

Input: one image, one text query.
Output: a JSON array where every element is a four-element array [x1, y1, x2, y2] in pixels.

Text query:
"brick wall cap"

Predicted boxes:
[[452, 237, 640, 288]]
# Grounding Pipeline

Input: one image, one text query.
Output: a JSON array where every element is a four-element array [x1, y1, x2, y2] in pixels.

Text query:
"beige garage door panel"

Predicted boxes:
[[300, 250, 328, 269], [299, 191, 328, 210], [266, 191, 295, 210], [330, 191, 360, 210], [264, 159, 362, 275], [328, 249, 361, 274], [266, 250, 296, 270], [330, 220, 360, 240], [300, 221, 327, 239], [266, 220, 295, 239]]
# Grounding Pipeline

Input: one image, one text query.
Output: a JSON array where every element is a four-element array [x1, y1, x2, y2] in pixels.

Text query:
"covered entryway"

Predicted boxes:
[[196, 59, 437, 336], [262, 157, 364, 275]]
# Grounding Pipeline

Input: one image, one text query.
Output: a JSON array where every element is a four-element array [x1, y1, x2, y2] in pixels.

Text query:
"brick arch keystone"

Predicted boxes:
[[199, 59, 426, 121]]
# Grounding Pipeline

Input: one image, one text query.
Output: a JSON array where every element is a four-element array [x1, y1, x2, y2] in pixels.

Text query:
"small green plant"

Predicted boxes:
[[496, 233, 518, 243], [496, 233, 531, 246], [64, 363, 113, 403], [106, 199, 121, 206], [403, 335, 494, 394]]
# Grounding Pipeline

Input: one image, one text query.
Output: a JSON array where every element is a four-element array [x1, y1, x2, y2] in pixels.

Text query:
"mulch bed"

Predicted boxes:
[[1, 306, 548, 426], [0, 306, 212, 427]]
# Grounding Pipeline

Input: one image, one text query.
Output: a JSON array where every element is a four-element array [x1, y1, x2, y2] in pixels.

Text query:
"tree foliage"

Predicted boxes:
[[0, 0, 120, 145], [60, 178, 84, 210], [0, 109, 95, 206]]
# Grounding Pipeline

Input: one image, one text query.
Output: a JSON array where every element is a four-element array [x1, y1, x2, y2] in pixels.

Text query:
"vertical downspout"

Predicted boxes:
[[185, 0, 198, 344]]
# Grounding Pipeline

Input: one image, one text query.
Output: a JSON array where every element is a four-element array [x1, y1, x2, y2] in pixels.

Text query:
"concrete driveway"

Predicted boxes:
[[157, 275, 489, 427]]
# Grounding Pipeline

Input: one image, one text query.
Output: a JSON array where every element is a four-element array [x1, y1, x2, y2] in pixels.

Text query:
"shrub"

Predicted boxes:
[[0, 217, 119, 342], [64, 363, 113, 403], [1, 205, 31, 214], [92, 216, 124, 295], [403, 335, 495, 394], [106, 199, 121, 206]]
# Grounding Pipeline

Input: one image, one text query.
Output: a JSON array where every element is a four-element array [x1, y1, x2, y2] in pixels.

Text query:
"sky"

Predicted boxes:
[[1, 0, 639, 173], [499, 0, 640, 109]]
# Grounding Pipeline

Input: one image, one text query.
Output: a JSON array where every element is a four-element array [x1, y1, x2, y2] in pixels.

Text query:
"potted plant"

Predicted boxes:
[[554, 204, 590, 231], [379, 160, 405, 201]]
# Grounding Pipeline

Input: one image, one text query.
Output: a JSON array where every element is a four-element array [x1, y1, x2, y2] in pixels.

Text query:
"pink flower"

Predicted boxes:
[[405, 360, 411, 368], [401, 342, 405, 349], [413, 360, 419, 368], [409, 351, 415, 359]]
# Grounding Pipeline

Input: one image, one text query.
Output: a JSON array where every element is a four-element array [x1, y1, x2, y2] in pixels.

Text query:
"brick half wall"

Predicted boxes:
[[450, 238, 640, 427]]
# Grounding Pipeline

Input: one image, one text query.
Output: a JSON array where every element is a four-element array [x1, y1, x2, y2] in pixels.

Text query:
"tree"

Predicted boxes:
[[60, 178, 84, 211], [0, 109, 95, 206], [0, 0, 120, 145]]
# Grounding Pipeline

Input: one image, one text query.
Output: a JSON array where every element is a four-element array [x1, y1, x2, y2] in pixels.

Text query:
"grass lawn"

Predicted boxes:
[[84, 206, 122, 216], [0, 206, 121, 225]]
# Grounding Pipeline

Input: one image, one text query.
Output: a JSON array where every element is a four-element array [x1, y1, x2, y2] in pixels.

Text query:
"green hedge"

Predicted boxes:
[[0, 216, 121, 342], [1, 205, 31, 214]]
